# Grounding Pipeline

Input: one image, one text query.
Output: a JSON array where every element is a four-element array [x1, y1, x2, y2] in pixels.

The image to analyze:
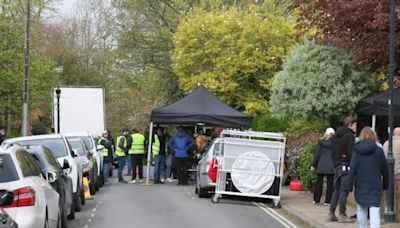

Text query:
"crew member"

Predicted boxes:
[[129, 128, 146, 183], [116, 128, 130, 183], [99, 131, 113, 184]]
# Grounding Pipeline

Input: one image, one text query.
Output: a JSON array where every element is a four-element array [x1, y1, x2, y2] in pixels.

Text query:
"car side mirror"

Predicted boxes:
[[0, 190, 14, 207], [71, 149, 78, 157], [46, 172, 57, 183], [62, 159, 70, 170], [96, 145, 104, 151]]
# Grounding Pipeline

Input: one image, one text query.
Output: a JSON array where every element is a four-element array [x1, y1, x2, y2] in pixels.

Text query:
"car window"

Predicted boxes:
[[68, 139, 86, 156], [23, 152, 43, 177], [30, 153, 46, 170], [43, 147, 61, 170], [80, 136, 94, 150], [0, 154, 19, 182], [15, 138, 68, 158], [16, 151, 33, 177]]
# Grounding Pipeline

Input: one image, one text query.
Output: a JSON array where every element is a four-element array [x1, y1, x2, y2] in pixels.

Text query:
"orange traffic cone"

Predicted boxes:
[[83, 177, 91, 199]]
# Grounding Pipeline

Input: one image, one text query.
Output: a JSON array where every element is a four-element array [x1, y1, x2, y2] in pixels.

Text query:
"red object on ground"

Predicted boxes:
[[290, 180, 302, 191]]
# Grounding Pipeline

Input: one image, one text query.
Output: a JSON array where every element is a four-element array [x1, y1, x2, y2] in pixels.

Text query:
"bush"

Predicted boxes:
[[286, 118, 328, 143], [298, 143, 317, 192], [252, 112, 289, 133]]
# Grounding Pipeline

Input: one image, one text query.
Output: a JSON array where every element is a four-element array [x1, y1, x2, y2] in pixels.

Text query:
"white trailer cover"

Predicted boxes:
[[53, 87, 105, 136]]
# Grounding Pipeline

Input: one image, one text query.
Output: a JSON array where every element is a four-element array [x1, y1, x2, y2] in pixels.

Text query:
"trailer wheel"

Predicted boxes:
[[211, 194, 221, 203], [271, 199, 281, 209]]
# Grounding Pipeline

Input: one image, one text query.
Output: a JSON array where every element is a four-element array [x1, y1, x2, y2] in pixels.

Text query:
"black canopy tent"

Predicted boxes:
[[144, 86, 252, 185], [356, 88, 400, 116], [150, 85, 252, 127], [356, 88, 400, 141]]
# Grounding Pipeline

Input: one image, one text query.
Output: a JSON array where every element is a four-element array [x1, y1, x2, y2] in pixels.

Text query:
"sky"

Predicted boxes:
[[58, 0, 78, 16]]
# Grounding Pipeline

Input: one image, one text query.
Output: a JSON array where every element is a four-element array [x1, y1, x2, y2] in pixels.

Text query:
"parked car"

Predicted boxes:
[[24, 145, 74, 227], [0, 190, 18, 228], [0, 146, 60, 228], [66, 137, 97, 195], [195, 138, 222, 198], [2, 135, 84, 212], [64, 132, 102, 190]]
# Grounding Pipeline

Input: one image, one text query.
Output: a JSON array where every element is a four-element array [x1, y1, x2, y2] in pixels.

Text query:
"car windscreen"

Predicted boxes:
[[15, 139, 69, 158], [80, 136, 94, 150], [0, 154, 19, 182], [68, 140, 86, 156]]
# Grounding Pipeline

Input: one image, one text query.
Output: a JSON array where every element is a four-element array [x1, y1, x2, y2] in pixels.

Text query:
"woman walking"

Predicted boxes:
[[311, 127, 335, 205], [347, 127, 388, 228]]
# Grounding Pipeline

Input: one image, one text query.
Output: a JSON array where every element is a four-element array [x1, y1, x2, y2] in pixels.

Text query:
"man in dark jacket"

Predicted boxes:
[[169, 127, 195, 185], [328, 116, 357, 223]]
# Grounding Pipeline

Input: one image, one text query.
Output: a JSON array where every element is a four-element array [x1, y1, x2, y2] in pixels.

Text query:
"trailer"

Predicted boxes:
[[211, 129, 285, 207]]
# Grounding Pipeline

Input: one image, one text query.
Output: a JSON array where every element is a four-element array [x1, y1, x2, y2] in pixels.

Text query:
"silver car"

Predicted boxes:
[[195, 138, 222, 198]]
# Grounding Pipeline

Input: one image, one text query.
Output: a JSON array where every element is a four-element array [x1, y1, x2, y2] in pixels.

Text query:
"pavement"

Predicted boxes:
[[280, 186, 399, 228]]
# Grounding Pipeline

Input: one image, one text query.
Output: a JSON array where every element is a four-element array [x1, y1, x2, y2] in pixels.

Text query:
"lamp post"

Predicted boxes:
[[384, 0, 397, 223], [21, 0, 31, 136], [55, 87, 61, 134]]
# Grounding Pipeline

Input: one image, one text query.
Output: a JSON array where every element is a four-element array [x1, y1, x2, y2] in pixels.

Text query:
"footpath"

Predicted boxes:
[[280, 186, 399, 228]]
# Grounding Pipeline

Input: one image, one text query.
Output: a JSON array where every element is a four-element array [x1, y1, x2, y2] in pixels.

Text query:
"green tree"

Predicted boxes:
[[0, 1, 59, 135], [172, 2, 297, 114], [270, 42, 374, 121]]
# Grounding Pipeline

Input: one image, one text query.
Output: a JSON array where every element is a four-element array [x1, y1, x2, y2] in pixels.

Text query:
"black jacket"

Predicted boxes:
[[346, 140, 389, 207], [331, 127, 355, 167], [312, 139, 335, 174]]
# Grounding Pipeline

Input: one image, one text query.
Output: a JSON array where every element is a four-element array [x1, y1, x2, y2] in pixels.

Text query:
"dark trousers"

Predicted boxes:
[[175, 157, 188, 185], [314, 173, 334, 203], [131, 154, 144, 180], [330, 167, 350, 215]]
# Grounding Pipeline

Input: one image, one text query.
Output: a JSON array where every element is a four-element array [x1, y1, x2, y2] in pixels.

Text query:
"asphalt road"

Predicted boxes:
[[67, 172, 296, 228]]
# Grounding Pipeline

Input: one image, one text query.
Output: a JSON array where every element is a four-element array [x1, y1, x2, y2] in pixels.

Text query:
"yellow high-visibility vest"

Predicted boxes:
[[128, 133, 145, 154]]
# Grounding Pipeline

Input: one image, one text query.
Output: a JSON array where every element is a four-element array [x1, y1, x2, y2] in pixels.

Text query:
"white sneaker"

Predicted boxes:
[[131, 180, 136, 184], [166, 178, 173, 183], [160, 178, 165, 183], [139, 179, 143, 183]]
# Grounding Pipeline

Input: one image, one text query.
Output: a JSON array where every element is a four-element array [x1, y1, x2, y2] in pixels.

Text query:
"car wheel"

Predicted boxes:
[[99, 171, 104, 187], [90, 174, 96, 195], [67, 197, 75, 220], [61, 205, 68, 228], [197, 187, 209, 198], [80, 185, 86, 205], [74, 190, 82, 212]]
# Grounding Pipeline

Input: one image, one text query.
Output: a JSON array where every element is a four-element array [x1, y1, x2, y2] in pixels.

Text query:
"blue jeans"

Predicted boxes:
[[153, 155, 166, 181], [117, 156, 126, 181], [356, 204, 380, 228], [126, 155, 132, 174], [103, 161, 110, 183], [166, 154, 174, 178]]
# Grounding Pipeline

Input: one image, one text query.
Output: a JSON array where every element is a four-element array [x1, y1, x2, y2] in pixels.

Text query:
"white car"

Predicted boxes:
[[0, 145, 60, 228], [3, 134, 85, 212], [64, 132, 103, 189]]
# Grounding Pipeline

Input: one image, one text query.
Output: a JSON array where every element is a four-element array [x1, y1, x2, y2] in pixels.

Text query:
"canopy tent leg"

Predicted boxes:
[[372, 115, 376, 131], [145, 122, 154, 185]]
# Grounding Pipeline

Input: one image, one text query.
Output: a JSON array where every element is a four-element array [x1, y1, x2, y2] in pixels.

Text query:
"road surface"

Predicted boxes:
[[68, 174, 296, 228]]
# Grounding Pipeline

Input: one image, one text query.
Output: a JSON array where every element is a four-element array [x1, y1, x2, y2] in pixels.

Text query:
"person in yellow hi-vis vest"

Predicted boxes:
[[152, 127, 168, 184], [98, 131, 113, 184], [116, 128, 130, 183], [129, 128, 146, 184]]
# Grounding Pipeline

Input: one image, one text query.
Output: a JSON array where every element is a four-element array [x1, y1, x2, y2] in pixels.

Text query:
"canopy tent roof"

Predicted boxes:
[[356, 88, 400, 115], [150, 86, 252, 127]]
